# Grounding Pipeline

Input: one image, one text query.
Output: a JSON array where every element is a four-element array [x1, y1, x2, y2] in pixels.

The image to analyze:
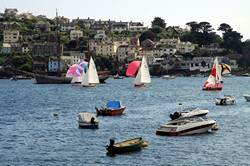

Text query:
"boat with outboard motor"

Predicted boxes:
[[95, 100, 126, 116], [243, 94, 250, 102], [169, 108, 209, 120], [78, 112, 98, 129], [106, 137, 148, 154], [215, 95, 236, 105], [156, 117, 216, 136]]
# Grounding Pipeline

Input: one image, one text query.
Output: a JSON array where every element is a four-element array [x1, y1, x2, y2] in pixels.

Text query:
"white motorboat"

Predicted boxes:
[[243, 94, 250, 102], [162, 75, 176, 79], [215, 95, 236, 105], [78, 112, 98, 129], [169, 108, 209, 120], [156, 117, 216, 136]]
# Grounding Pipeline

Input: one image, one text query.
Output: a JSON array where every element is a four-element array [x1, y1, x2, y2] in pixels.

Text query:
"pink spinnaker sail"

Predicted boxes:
[[126, 61, 141, 77]]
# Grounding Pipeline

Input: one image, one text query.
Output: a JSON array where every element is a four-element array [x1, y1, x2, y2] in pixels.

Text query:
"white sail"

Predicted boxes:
[[71, 76, 83, 83], [134, 56, 151, 85], [88, 57, 99, 84], [81, 69, 89, 86], [81, 57, 99, 86]]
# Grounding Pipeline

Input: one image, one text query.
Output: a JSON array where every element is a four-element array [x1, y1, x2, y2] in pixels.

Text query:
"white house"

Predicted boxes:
[[70, 30, 83, 40], [63, 51, 85, 65], [129, 22, 148, 32], [60, 24, 76, 32], [4, 30, 20, 43]]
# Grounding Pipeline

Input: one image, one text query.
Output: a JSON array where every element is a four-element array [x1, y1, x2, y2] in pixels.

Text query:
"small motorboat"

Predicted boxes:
[[78, 112, 98, 129], [95, 100, 126, 116], [161, 75, 176, 79], [99, 75, 109, 83], [243, 94, 250, 102], [215, 95, 236, 105], [106, 137, 147, 154], [169, 108, 209, 120], [10, 76, 17, 81], [156, 117, 216, 136], [241, 73, 250, 77], [113, 74, 124, 79]]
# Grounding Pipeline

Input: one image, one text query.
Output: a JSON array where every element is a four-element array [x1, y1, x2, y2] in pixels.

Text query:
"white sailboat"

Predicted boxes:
[[71, 76, 83, 84], [134, 56, 151, 87], [81, 57, 99, 87]]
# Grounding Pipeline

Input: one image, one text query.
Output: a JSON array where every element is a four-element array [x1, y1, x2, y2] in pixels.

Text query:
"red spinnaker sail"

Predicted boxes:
[[126, 61, 141, 77]]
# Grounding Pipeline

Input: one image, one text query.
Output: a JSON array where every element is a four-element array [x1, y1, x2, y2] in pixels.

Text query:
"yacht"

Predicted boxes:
[[156, 117, 216, 136], [169, 108, 209, 120]]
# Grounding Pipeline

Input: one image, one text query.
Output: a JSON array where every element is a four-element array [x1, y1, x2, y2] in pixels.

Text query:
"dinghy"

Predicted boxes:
[[202, 57, 223, 91], [78, 112, 98, 129], [81, 57, 99, 87], [215, 95, 236, 105], [126, 56, 151, 87], [106, 137, 147, 154], [243, 94, 250, 102], [95, 101, 126, 116]]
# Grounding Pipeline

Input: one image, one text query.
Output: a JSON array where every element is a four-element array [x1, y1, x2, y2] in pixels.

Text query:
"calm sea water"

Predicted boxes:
[[0, 76, 250, 166]]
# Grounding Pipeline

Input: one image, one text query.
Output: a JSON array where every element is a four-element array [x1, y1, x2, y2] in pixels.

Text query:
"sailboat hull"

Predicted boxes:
[[33, 74, 72, 84], [202, 84, 223, 91], [82, 83, 96, 87]]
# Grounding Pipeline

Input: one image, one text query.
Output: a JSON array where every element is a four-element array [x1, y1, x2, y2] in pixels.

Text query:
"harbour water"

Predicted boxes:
[[0, 76, 250, 165]]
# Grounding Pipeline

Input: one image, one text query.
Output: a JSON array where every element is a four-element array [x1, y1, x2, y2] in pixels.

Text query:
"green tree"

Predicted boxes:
[[218, 23, 243, 53], [218, 23, 232, 33], [139, 31, 157, 43], [151, 17, 166, 28]]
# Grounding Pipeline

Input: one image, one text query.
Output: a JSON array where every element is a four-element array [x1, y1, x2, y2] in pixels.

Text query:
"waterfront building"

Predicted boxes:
[[32, 43, 62, 57], [48, 60, 64, 72], [70, 30, 83, 40], [33, 61, 47, 73], [3, 30, 20, 43], [34, 21, 51, 32], [60, 23, 76, 32], [111, 21, 129, 33], [0, 22, 21, 30], [1, 43, 11, 54], [116, 45, 139, 62], [63, 51, 85, 65], [91, 19, 115, 31], [129, 22, 148, 32], [72, 17, 95, 28]]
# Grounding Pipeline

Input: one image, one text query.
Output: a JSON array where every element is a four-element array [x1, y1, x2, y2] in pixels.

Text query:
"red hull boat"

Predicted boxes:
[[95, 107, 126, 116], [95, 100, 126, 116]]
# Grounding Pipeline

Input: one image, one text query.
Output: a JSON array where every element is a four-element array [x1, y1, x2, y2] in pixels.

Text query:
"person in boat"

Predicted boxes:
[[220, 98, 226, 105], [170, 111, 181, 120], [107, 139, 115, 149], [90, 117, 96, 124]]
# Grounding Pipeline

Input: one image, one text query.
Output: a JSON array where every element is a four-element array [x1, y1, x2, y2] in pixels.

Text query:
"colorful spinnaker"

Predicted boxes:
[[220, 63, 231, 75], [66, 61, 88, 83], [202, 57, 223, 91], [66, 64, 79, 77], [126, 61, 141, 77]]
